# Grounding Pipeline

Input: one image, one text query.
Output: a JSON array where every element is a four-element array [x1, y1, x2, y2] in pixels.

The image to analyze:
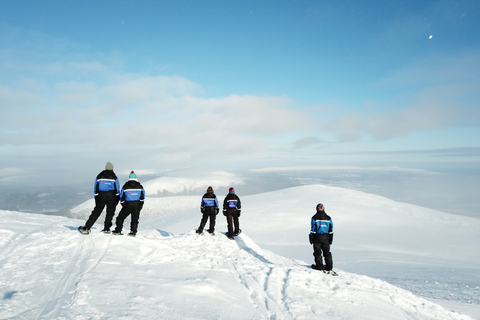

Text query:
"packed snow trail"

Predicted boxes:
[[0, 210, 474, 320]]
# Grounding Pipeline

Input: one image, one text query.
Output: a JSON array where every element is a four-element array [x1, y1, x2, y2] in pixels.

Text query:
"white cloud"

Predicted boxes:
[[0, 66, 314, 174]]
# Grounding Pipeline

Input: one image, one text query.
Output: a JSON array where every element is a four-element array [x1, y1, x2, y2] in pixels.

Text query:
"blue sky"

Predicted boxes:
[[1, 0, 480, 186]]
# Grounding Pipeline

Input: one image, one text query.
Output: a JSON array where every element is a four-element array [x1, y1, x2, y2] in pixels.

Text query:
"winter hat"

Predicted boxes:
[[105, 162, 114, 170], [129, 171, 137, 179], [316, 203, 325, 212], [229, 187, 235, 194]]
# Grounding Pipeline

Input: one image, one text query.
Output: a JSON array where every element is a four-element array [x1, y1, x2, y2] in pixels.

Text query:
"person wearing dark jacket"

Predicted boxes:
[[79, 162, 120, 234], [196, 186, 220, 234], [223, 187, 241, 239], [112, 171, 145, 236], [309, 203, 334, 273]]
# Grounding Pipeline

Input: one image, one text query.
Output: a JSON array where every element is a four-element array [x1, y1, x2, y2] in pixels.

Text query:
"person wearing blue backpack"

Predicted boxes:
[[112, 171, 145, 236], [78, 162, 120, 234], [309, 203, 335, 274]]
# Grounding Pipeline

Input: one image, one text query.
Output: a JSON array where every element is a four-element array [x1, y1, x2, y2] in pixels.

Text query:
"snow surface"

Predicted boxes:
[[1, 183, 479, 319]]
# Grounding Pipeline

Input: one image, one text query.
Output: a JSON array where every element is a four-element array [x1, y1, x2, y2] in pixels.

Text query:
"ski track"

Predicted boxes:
[[0, 217, 112, 319], [35, 232, 112, 319], [137, 230, 305, 319]]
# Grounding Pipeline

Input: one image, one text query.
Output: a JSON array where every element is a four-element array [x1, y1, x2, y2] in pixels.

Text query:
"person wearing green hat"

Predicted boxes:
[[112, 171, 145, 236]]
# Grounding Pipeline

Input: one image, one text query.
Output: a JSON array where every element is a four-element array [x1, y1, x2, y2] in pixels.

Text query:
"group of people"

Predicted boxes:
[[79, 162, 335, 273], [78, 162, 145, 236], [196, 186, 242, 239]]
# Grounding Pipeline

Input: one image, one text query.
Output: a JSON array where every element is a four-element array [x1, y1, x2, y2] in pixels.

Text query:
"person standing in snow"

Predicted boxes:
[[112, 171, 145, 236], [223, 187, 241, 239], [196, 186, 220, 234], [79, 162, 120, 234], [309, 203, 334, 273]]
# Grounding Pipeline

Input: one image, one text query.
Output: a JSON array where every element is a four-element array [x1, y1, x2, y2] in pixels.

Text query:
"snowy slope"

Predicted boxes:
[[0, 210, 474, 320], [66, 183, 480, 317]]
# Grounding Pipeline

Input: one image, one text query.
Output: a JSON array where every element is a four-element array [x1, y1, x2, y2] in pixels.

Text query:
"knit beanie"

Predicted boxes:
[[105, 162, 114, 170], [229, 187, 235, 194], [129, 171, 137, 179], [316, 203, 325, 212]]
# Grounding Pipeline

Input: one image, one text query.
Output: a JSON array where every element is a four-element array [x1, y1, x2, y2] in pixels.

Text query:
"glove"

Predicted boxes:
[[309, 234, 314, 244], [223, 209, 227, 216], [237, 210, 241, 217], [328, 233, 333, 245], [201, 207, 205, 214], [215, 207, 219, 215], [120, 201, 126, 207]]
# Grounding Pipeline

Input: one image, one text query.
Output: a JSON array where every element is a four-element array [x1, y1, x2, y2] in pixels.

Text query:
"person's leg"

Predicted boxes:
[[130, 204, 141, 234], [197, 213, 209, 233], [113, 205, 130, 233], [321, 243, 333, 271], [103, 198, 118, 230], [233, 212, 240, 235], [313, 242, 324, 269], [85, 196, 107, 229], [226, 214, 234, 237], [208, 212, 216, 233]]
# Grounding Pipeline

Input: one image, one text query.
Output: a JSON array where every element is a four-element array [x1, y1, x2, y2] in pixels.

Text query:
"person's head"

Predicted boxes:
[[207, 186, 214, 194], [129, 171, 137, 179], [105, 162, 114, 171], [316, 203, 325, 212], [228, 187, 235, 194]]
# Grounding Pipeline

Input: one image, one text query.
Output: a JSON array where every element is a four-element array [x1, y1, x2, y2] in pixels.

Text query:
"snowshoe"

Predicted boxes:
[[78, 226, 90, 235], [311, 264, 325, 271], [234, 229, 242, 236], [101, 228, 111, 234], [323, 270, 338, 276], [127, 232, 136, 237], [112, 230, 123, 235]]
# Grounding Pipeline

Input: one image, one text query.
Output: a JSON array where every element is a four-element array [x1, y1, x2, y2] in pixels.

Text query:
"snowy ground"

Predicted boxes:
[[1, 183, 479, 319]]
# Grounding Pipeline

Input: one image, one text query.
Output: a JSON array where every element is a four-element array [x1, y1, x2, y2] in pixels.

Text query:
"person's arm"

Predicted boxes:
[[309, 218, 315, 244], [214, 196, 219, 214], [115, 178, 120, 196], [328, 220, 334, 244]]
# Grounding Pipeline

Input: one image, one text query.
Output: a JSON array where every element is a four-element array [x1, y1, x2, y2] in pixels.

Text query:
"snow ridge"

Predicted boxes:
[[0, 210, 473, 320]]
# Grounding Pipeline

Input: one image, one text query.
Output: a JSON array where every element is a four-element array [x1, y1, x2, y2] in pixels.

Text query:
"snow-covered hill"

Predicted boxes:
[[0, 210, 474, 320], [67, 183, 480, 317], [2, 183, 479, 319]]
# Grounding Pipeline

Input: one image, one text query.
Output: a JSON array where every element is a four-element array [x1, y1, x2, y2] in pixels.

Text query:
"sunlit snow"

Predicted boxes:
[[1, 183, 479, 319]]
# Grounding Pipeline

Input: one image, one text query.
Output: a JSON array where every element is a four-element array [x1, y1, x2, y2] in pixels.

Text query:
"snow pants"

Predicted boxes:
[[313, 234, 333, 271], [85, 191, 119, 230], [198, 210, 217, 233], [226, 212, 240, 237], [114, 201, 142, 234]]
